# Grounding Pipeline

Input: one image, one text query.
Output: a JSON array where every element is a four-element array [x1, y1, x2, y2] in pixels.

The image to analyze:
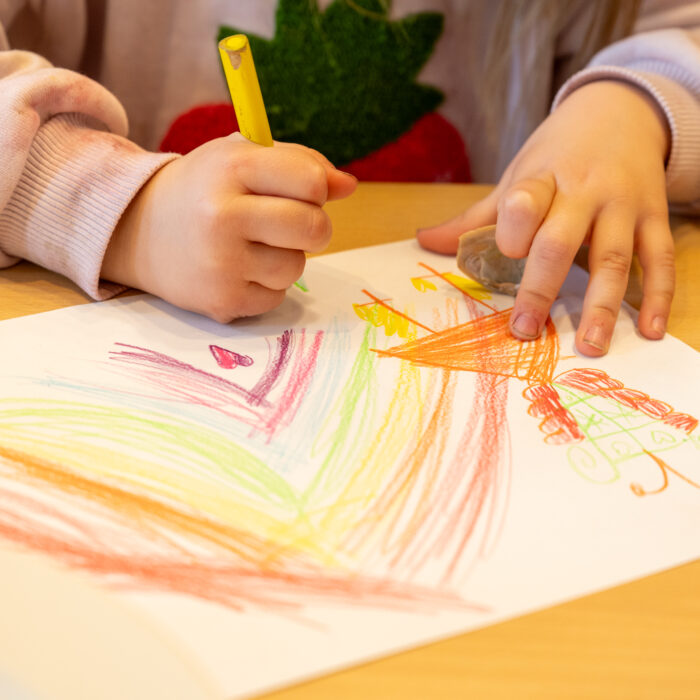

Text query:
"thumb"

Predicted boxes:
[[416, 190, 499, 254]]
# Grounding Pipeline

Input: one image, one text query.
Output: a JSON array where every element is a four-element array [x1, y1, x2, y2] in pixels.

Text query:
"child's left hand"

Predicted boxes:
[[417, 79, 673, 356]]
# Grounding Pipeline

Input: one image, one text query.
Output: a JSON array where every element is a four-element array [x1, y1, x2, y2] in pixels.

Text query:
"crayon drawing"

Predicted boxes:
[[369, 262, 700, 499], [0, 240, 698, 698]]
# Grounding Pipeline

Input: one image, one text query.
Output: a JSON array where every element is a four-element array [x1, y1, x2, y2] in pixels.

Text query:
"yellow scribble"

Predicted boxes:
[[411, 277, 437, 293], [353, 303, 413, 338], [443, 273, 492, 301]]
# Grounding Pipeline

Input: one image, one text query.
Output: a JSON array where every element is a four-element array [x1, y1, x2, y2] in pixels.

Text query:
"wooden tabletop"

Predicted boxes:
[[1, 183, 698, 699]]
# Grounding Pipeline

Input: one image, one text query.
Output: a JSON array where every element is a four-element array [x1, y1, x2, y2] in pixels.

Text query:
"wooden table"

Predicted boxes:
[[1, 183, 698, 699]]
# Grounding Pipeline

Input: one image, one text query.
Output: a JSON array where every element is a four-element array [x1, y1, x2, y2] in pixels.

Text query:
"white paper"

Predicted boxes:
[[0, 240, 698, 699]]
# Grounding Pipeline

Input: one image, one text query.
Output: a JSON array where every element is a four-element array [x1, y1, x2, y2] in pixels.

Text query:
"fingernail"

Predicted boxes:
[[583, 324, 608, 352], [651, 315, 666, 336], [339, 171, 358, 181], [511, 313, 539, 339]]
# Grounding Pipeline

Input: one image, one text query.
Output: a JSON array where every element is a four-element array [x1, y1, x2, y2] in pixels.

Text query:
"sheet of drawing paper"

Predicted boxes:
[[0, 239, 698, 699]]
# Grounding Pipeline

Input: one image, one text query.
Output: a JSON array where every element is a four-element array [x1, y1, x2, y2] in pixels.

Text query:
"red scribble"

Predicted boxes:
[[369, 264, 699, 516], [523, 383, 584, 444], [350, 276, 524, 581], [0, 446, 485, 614], [209, 344, 253, 369], [556, 368, 698, 434]]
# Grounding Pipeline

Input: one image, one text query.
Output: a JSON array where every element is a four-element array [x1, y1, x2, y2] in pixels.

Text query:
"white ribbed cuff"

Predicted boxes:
[[0, 113, 179, 299], [553, 65, 700, 204]]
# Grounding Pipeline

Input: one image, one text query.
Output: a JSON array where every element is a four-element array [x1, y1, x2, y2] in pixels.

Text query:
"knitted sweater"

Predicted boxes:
[[1, 0, 699, 300]]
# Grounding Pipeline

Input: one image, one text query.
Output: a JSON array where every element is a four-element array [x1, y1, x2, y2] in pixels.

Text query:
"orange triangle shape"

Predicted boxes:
[[374, 309, 559, 384]]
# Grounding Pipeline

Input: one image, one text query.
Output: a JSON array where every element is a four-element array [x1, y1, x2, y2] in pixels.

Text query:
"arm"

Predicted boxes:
[[0, 48, 178, 298]]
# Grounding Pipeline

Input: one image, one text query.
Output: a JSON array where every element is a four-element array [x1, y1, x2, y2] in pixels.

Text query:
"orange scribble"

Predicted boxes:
[[367, 266, 698, 501], [630, 449, 700, 497], [0, 444, 478, 612], [374, 309, 560, 385]]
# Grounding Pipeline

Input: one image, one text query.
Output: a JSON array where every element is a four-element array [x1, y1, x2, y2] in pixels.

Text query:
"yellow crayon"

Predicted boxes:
[[218, 34, 273, 147], [218, 34, 309, 292]]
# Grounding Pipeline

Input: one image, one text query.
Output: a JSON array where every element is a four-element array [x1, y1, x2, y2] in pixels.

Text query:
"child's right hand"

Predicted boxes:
[[102, 133, 357, 322]]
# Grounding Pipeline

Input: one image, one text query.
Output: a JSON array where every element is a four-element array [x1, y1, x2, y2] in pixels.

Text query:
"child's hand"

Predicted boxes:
[[102, 134, 357, 322], [417, 80, 673, 356]]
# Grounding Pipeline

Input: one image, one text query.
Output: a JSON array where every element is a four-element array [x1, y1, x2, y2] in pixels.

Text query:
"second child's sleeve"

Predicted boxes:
[[553, 15, 700, 214], [0, 47, 179, 299]]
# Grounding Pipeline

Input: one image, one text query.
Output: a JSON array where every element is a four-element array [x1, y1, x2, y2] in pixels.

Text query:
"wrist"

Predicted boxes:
[[102, 172, 159, 292]]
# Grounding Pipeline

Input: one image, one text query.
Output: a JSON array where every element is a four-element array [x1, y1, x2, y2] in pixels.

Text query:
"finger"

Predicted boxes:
[[273, 140, 335, 168], [326, 168, 358, 201], [575, 206, 635, 356], [215, 282, 285, 323], [196, 280, 286, 324], [416, 188, 500, 254], [225, 136, 331, 205], [244, 242, 307, 290], [636, 214, 675, 340], [272, 141, 357, 201], [235, 196, 332, 253], [495, 172, 556, 258], [510, 196, 591, 340]]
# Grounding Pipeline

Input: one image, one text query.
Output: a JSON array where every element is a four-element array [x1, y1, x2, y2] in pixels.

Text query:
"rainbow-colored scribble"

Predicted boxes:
[[0, 265, 697, 615]]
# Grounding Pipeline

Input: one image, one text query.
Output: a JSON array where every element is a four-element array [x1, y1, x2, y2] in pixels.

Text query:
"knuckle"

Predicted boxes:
[[501, 187, 534, 215], [196, 195, 225, 231], [303, 162, 328, 203], [642, 206, 670, 226], [652, 246, 676, 276], [204, 299, 237, 324], [305, 208, 332, 250], [200, 286, 240, 324], [651, 286, 675, 306], [589, 301, 620, 322], [601, 188, 635, 210], [518, 285, 555, 310], [265, 250, 306, 290], [597, 249, 631, 278], [224, 146, 253, 176], [534, 235, 575, 268]]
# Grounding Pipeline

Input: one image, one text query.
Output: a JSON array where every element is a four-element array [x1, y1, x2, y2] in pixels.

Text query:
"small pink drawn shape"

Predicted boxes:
[[209, 344, 254, 370]]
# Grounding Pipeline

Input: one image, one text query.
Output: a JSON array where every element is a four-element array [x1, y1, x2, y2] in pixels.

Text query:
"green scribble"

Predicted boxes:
[[0, 398, 299, 510], [555, 383, 697, 483], [293, 276, 309, 292], [304, 325, 378, 504]]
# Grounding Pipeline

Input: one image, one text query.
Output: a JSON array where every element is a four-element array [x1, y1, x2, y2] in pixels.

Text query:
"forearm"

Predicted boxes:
[[0, 47, 178, 296], [0, 112, 177, 298]]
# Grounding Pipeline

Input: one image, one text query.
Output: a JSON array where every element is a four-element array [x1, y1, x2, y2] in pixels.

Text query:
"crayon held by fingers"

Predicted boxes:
[[218, 34, 273, 147], [218, 34, 308, 291]]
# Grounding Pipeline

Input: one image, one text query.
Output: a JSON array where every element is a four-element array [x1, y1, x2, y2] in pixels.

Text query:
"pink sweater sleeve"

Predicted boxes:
[[0, 50, 178, 299], [553, 27, 700, 212]]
